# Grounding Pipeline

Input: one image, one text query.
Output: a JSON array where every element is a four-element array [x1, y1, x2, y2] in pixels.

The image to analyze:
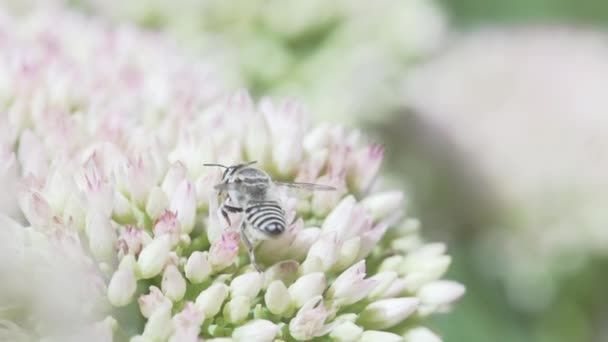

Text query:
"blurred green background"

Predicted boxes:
[[401, 1, 608, 342]]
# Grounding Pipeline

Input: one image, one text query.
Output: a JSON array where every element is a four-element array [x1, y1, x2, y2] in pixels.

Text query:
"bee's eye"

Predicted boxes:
[[235, 178, 242, 184]]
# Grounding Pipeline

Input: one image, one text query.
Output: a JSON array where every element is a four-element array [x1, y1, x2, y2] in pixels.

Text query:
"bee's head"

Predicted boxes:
[[203, 161, 258, 191]]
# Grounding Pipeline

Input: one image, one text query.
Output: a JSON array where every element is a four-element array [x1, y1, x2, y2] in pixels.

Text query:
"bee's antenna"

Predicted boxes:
[[246, 161, 257, 166], [203, 163, 228, 169]]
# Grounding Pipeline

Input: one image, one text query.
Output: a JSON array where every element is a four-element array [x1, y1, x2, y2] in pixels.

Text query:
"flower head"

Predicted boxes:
[[0, 7, 462, 341]]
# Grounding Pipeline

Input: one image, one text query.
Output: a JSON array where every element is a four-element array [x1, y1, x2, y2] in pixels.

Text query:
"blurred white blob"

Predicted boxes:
[[404, 27, 608, 311]]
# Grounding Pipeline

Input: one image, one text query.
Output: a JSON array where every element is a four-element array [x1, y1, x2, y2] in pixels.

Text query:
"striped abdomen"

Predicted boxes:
[[244, 200, 286, 236]]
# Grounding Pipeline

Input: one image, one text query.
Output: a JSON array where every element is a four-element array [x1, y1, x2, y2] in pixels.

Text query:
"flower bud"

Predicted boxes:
[[333, 236, 361, 271], [113, 190, 134, 223], [418, 280, 465, 306], [358, 298, 420, 329], [18, 190, 52, 229], [170, 179, 196, 234], [223, 295, 250, 324], [170, 302, 205, 342], [85, 211, 116, 263], [264, 280, 291, 315], [359, 330, 403, 342], [146, 186, 169, 221], [162, 264, 186, 302], [153, 210, 181, 247], [328, 260, 378, 305], [162, 161, 187, 199], [288, 272, 326, 308], [348, 144, 384, 192], [361, 191, 405, 221], [208, 231, 240, 271], [287, 227, 321, 260], [137, 235, 171, 279], [233, 319, 279, 342], [404, 327, 441, 342], [230, 272, 263, 299], [195, 283, 229, 318], [138, 286, 172, 319], [117, 226, 143, 257], [185, 251, 212, 284], [329, 321, 363, 342], [263, 260, 300, 287], [367, 272, 399, 299], [305, 232, 338, 271], [108, 255, 137, 307], [142, 301, 173, 340], [289, 296, 333, 341]]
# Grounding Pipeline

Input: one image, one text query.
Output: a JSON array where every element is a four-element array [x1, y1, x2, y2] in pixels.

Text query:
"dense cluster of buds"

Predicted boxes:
[[0, 8, 463, 342]]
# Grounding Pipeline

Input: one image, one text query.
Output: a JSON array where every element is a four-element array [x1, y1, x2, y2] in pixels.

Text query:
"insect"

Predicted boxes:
[[204, 161, 336, 271]]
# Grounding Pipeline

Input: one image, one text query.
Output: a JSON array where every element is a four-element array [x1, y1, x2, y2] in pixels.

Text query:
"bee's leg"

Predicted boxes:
[[239, 220, 262, 272], [219, 201, 242, 226]]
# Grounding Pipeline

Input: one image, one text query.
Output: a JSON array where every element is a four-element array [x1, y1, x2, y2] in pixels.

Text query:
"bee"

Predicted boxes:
[[204, 161, 335, 271]]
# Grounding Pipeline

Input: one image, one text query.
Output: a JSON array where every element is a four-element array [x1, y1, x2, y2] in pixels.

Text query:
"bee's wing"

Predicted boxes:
[[273, 181, 336, 192]]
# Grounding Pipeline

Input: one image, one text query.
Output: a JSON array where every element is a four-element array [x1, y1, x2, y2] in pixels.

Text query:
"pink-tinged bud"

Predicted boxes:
[[328, 260, 378, 305], [233, 319, 279, 342], [359, 331, 403, 342], [404, 327, 442, 342], [260, 98, 306, 176], [85, 211, 117, 263], [108, 255, 137, 307], [358, 213, 402, 260], [286, 227, 321, 261], [305, 232, 339, 271], [117, 226, 143, 258], [361, 191, 405, 221], [358, 298, 420, 329], [348, 144, 384, 192], [170, 179, 196, 234], [329, 321, 363, 342], [138, 286, 172, 319], [289, 296, 334, 341], [230, 272, 264, 299], [18, 129, 48, 178], [162, 264, 186, 302], [170, 302, 205, 342], [195, 283, 229, 318], [81, 155, 114, 217], [146, 186, 169, 221], [137, 235, 171, 279], [185, 251, 212, 284], [153, 210, 181, 247], [123, 152, 159, 207], [17, 190, 52, 229], [418, 280, 465, 306], [63, 192, 87, 230], [208, 231, 240, 271], [321, 196, 372, 243], [162, 161, 187, 199], [142, 301, 173, 340], [264, 280, 291, 315], [223, 295, 250, 324], [288, 272, 326, 308]]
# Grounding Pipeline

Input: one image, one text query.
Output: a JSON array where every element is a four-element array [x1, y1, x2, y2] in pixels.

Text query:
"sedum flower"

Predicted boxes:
[[0, 7, 462, 342]]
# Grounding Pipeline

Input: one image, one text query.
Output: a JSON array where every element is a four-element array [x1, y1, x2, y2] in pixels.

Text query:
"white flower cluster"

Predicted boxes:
[[0, 8, 463, 342]]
